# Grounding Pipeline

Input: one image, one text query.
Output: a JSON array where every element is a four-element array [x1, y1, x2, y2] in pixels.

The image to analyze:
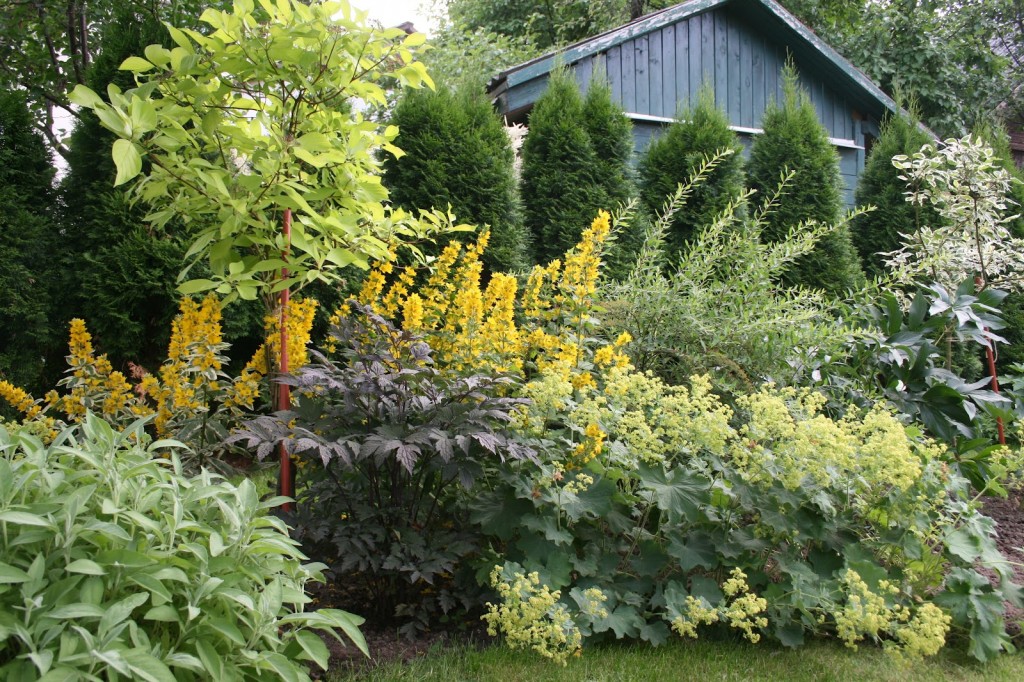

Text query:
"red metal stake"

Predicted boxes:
[[278, 208, 295, 510], [975, 275, 1005, 445], [986, 343, 1006, 445]]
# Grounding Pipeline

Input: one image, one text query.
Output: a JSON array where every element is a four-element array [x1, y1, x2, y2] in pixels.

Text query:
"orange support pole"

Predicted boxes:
[[278, 208, 295, 510]]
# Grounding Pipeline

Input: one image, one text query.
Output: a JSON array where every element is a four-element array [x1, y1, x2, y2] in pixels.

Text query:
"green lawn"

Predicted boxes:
[[331, 638, 1024, 682]]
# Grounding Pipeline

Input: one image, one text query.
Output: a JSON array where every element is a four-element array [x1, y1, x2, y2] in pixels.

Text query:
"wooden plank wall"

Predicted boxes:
[[561, 7, 856, 141]]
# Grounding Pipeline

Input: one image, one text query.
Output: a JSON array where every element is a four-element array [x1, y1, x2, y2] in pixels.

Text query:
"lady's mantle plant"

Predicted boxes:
[[350, 209, 1017, 662], [0, 414, 365, 681]]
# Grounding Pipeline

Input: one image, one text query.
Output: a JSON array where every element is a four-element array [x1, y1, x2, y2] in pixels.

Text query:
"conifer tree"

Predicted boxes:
[[59, 10, 191, 371], [60, 8, 262, 372], [521, 68, 606, 264], [0, 91, 56, 396], [383, 86, 529, 273], [582, 74, 641, 277], [852, 108, 938, 279], [637, 88, 745, 263], [747, 64, 863, 294]]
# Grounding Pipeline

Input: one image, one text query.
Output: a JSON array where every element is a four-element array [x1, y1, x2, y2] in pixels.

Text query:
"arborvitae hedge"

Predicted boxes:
[[383, 86, 529, 273], [60, 9, 263, 374], [582, 75, 641, 278], [747, 64, 864, 295], [521, 69, 607, 264], [852, 109, 938, 279], [0, 91, 57, 397], [637, 88, 746, 263]]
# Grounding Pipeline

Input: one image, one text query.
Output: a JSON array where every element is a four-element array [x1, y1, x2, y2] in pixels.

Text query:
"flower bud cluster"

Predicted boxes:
[[482, 566, 582, 665]]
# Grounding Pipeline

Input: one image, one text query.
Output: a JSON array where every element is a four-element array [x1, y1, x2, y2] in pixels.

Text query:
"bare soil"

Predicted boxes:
[[979, 490, 1024, 636]]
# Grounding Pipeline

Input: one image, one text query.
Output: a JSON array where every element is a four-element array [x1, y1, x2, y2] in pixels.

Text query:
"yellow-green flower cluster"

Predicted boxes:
[[891, 603, 951, 661], [482, 566, 582, 665], [731, 389, 926, 501], [671, 596, 720, 638], [577, 587, 609, 620], [834, 569, 950, 661], [722, 569, 769, 643], [670, 570, 768, 643], [573, 368, 734, 468]]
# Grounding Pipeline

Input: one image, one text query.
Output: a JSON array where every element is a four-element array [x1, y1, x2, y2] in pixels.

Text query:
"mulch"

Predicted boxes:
[[978, 490, 1024, 637]]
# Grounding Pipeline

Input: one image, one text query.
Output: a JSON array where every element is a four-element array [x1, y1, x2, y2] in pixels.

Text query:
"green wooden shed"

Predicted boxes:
[[486, 0, 903, 206]]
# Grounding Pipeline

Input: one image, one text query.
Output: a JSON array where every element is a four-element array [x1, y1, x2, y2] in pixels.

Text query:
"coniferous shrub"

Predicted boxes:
[[637, 88, 745, 263], [852, 108, 939, 279], [747, 64, 864, 294], [521, 68, 607, 264], [582, 75, 641, 277], [383, 86, 529, 273], [582, 76, 634, 209], [0, 91, 56, 399]]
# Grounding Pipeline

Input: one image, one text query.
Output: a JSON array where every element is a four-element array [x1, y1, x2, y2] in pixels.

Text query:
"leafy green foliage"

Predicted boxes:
[[779, 1, 1010, 137], [610, 157, 847, 388], [228, 306, 535, 633], [446, 0, 631, 51], [637, 88, 746, 263], [852, 109, 940, 279], [421, 23, 534, 91], [383, 86, 530, 273], [746, 64, 864, 295], [71, 0, 446, 304], [0, 90, 57, 398], [0, 413, 366, 680]]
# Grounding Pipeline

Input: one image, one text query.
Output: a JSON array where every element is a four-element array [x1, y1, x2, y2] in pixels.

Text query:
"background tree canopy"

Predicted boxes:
[[0, 0, 220, 159]]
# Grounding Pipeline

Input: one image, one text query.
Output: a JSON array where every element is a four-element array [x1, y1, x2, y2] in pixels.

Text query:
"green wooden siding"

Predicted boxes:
[[548, 7, 857, 140], [488, 0, 913, 208]]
